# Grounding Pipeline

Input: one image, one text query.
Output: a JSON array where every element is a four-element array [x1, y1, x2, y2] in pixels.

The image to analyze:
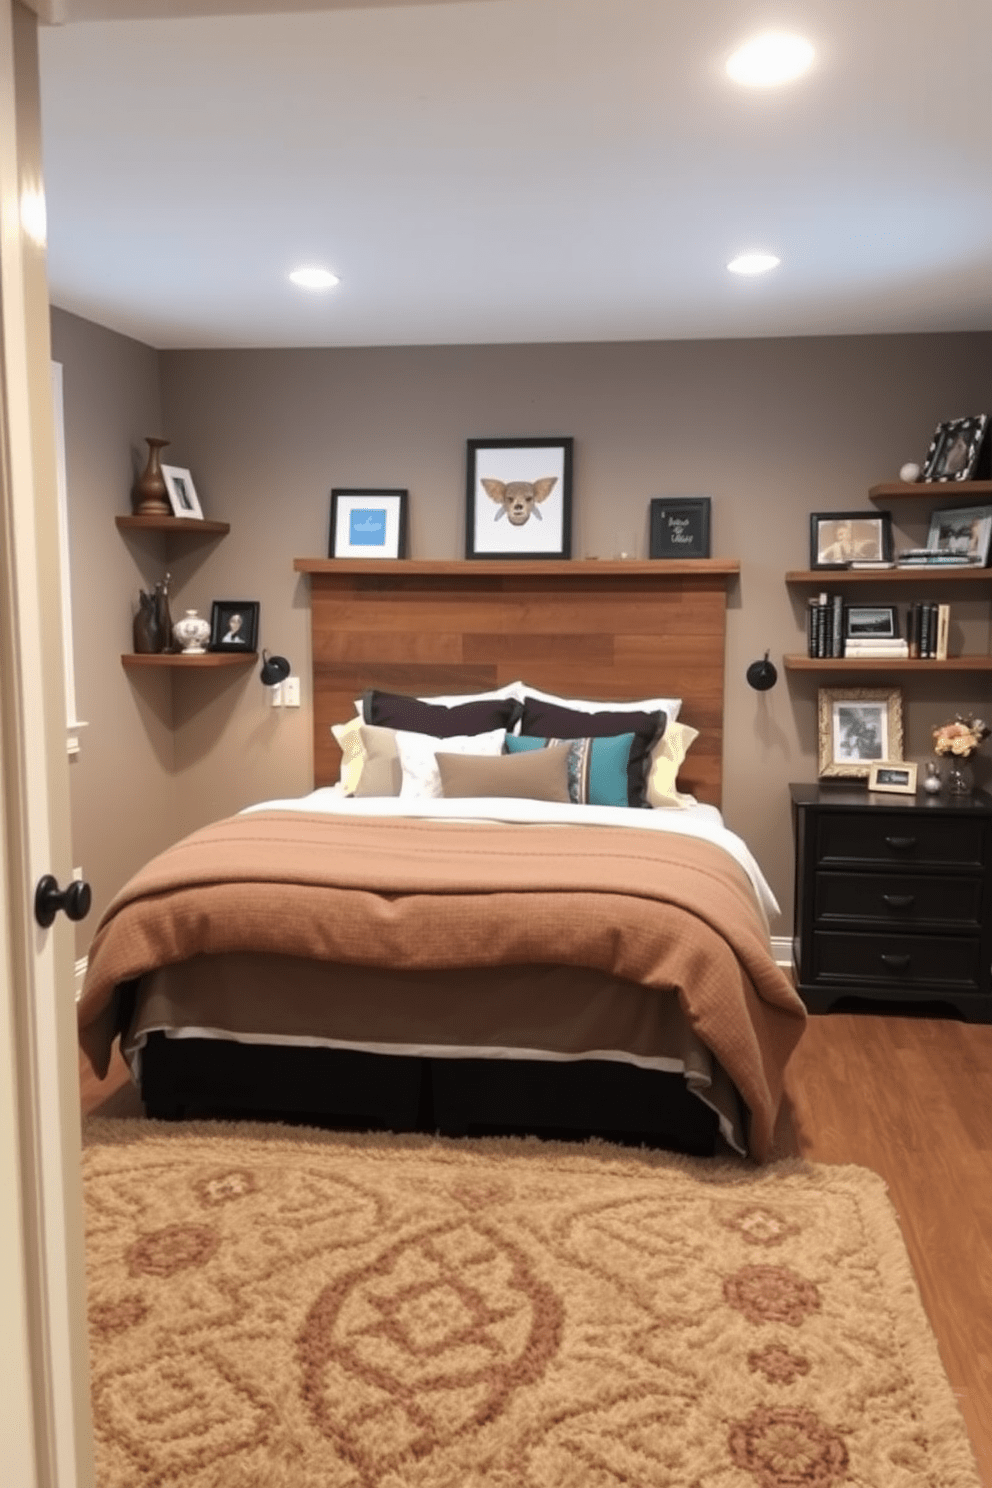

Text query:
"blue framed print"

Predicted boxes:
[[329, 488, 408, 559]]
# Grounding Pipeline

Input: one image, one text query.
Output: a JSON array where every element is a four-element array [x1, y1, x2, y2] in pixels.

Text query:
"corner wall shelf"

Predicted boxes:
[[121, 652, 257, 669], [116, 514, 230, 536]]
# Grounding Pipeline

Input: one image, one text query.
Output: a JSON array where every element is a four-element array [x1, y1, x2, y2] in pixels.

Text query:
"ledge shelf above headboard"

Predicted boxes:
[[293, 557, 740, 805]]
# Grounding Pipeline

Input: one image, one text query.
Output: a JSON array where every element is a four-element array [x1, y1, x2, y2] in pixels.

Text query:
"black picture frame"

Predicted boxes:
[[920, 415, 988, 483], [465, 437, 572, 560], [329, 489, 408, 559], [209, 600, 259, 652], [649, 497, 711, 559], [844, 604, 899, 640], [810, 510, 893, 569]]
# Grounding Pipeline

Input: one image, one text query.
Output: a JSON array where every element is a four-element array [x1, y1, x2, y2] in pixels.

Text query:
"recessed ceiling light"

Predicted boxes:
[[289, 266, 340, 290], [726, 33, 815, 87], [727, 253, 781, 276]]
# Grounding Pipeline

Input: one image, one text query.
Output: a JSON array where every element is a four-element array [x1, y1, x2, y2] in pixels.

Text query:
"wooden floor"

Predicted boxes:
[[80, 1011, 992, 1483]]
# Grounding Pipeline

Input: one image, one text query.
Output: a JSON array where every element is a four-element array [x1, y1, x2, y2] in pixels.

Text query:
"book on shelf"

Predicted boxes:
[[936, 602, 949, 661], [844, 641, 910, 658], [848, 559, 896, 569], [806, 593, 844, 658], [896, 549, 981, 567]]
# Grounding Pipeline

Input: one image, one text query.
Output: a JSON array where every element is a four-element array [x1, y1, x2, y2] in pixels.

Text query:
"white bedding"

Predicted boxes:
[[241, 789, 780, 928]]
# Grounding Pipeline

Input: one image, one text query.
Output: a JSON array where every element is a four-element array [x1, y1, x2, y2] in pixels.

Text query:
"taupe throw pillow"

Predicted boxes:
[[436, 743, 572, 802], [353, 723, 403, 797]]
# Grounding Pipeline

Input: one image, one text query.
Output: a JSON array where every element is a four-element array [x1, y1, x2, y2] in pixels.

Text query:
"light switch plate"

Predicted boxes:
[[283, 675, 301, 707]]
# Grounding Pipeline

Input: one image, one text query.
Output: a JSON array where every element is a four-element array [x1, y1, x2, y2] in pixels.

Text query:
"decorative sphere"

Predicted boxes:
[[899, 461, 920, 483]]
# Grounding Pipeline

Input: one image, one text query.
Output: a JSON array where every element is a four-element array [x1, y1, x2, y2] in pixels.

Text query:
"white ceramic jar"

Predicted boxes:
[[173, 608, 211, 654]]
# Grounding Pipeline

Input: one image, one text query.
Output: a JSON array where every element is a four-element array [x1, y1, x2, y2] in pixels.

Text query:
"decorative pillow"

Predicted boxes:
[[505, 732, 635, 809], [436, 743, 572, 802], [330, 716, 366, 795], [518, 683, 682, 722], [646, 720, 699, 809], [396, 727, 506, 800], [354, 724, 404, 797], [518, 697, 665, 808], [363, 688, 523, 738]]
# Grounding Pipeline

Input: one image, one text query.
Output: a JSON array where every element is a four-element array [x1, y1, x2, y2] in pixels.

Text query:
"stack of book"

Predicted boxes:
[[906, 602, 949, 659], [896, 548, 980, 568], [806, 593, 845, 657], [844, 637, 909, 658]]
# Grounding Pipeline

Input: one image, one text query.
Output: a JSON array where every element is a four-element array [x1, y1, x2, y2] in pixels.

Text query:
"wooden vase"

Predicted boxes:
[[133, 437, 171, 516]]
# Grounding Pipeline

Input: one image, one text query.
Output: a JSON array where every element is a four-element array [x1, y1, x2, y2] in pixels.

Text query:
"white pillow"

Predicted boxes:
[[519, 683, 682, 723], [353, 681, 525, 721], [396, 727, 506, 800]]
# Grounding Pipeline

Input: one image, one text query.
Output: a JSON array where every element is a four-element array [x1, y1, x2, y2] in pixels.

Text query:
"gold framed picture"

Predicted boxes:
[[817, 686, 904, 781], [868, 760, 917, 795]]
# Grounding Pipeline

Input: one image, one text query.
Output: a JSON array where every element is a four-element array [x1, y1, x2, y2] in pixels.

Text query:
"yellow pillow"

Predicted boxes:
[[330, 716, 366, 795], [647, 721, 699, 808]]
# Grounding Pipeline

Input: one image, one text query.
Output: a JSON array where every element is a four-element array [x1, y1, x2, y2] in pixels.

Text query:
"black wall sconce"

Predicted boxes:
[[260, 650, 291, 687], [746, 651, 778, 691]]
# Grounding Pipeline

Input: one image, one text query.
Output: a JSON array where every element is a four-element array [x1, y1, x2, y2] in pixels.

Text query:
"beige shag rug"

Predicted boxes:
[[82, 1118, 980, 1488]]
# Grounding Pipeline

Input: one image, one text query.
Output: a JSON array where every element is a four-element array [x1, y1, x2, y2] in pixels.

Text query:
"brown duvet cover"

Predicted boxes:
[[78, 810, 806, 1158]]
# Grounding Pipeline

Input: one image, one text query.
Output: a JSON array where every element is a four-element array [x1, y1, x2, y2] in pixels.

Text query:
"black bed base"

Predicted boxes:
[[140, 1034, 721, 1156]]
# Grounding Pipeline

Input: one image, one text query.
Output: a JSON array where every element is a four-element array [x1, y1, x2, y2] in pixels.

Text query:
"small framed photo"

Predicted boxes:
[[817, 686, 904, 781], [209, 600, 259, 652], [810, 510, 892, 569], [466, 437, 572, 560], [920, 415, 988, 483], [868, 760, 918, 795], [844, 604, 899, 640], [161, 465, 203, 520], [925, 503, 992, 567], [649, 497, 711, 559], [329, 489, 408, 559]]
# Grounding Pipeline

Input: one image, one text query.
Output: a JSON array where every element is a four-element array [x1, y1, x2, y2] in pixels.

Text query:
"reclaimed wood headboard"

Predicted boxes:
[[293, 558, 739, 807]]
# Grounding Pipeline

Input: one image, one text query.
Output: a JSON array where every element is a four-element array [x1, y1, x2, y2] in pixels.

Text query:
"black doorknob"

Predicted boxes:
[[34, 874, 92, 929]]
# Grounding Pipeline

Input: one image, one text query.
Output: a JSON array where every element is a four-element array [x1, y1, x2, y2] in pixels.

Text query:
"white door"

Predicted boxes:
[[0, 2, 95, 1484]]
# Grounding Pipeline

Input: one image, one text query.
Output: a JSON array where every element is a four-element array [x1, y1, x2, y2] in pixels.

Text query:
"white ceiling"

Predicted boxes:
[[36, 0, 992, 349]]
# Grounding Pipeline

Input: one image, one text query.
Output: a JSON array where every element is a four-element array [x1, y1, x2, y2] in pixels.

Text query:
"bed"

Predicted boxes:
[[78, 560, 807, 1159]]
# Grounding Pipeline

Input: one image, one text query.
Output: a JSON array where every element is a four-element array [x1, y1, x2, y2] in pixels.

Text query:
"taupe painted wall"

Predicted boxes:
[[49, 308, 177, 947], [55, 316, 992, 938]]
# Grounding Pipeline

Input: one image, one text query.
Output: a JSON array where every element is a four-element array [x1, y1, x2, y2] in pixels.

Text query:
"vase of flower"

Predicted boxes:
[[932, 713, 989, 798]]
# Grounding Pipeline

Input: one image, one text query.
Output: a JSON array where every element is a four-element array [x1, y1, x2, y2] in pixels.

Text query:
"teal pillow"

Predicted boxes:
[[505, 732, 635, 809]]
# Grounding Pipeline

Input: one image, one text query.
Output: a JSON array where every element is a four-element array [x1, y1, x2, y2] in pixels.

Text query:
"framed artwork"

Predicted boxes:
[[809, 510, 892, 569], [649, 496, 711, 558], [209, 600, 259, 652], [466, 437, 572, 559], [329, 489, 408, 559], [920, 415, 988, 483], [868, 761, 918, 795], [161, 464, 203, 520], [925, 503, 992, 566], [844, 604, 899, 640], [817, 686, 904, 781]]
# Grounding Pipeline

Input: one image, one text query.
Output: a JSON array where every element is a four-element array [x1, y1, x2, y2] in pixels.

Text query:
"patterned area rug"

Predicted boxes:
[[82, 1119, 980, 1488]]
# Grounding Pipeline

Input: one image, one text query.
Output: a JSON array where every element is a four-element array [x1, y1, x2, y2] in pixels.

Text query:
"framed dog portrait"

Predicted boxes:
[[466, 437, 572, 559], [209, 600, 259, 652], [920, 415, 988, 483], [329, 489, 408, 559], [817, 686, 904, 781]]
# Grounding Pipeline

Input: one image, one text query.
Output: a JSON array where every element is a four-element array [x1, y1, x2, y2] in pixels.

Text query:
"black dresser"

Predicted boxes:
[[790, 783, 992, 1021]]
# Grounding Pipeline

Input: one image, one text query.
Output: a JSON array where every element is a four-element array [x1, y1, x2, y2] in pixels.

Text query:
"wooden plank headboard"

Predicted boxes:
[[294, 558, 740, 807]]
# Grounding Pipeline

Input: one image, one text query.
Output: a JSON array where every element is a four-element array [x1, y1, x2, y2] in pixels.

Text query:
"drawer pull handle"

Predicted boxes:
[[880, 953, 911, 971], [884, 836, 916, 852], [882, 894, 915, 910]]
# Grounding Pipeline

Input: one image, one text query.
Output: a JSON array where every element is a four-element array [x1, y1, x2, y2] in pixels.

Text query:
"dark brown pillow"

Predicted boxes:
[[436, 744, 572, 801], [363, 688, 523, 738], [518, 697, 667, 808]]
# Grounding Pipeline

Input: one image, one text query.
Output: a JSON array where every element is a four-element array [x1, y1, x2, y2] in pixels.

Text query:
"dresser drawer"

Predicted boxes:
[[813, 872, 984, 928], [815, 813, 988, 869], [810, 931, 983, 990]]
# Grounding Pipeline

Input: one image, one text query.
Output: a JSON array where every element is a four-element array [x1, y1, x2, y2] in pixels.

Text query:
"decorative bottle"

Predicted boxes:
[[922, 760, 942, 796], [173, 609, 211, 655], [132, 437, 171, 516], [153, 572, 174, 652]]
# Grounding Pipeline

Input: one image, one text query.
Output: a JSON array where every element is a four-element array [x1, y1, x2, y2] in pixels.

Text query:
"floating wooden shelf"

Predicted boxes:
[[784, 655, 992, 673], [121, 652, 257, 669], [294, 557, 740, 579], [116, 514, 230, 536], [786, 567, 992, 586], [869, 480, 992, 501]]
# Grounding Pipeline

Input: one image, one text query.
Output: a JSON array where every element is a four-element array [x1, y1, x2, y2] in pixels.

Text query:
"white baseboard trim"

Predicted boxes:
[[771, 936, 792, 970], [74, 956, 87, 1002]]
